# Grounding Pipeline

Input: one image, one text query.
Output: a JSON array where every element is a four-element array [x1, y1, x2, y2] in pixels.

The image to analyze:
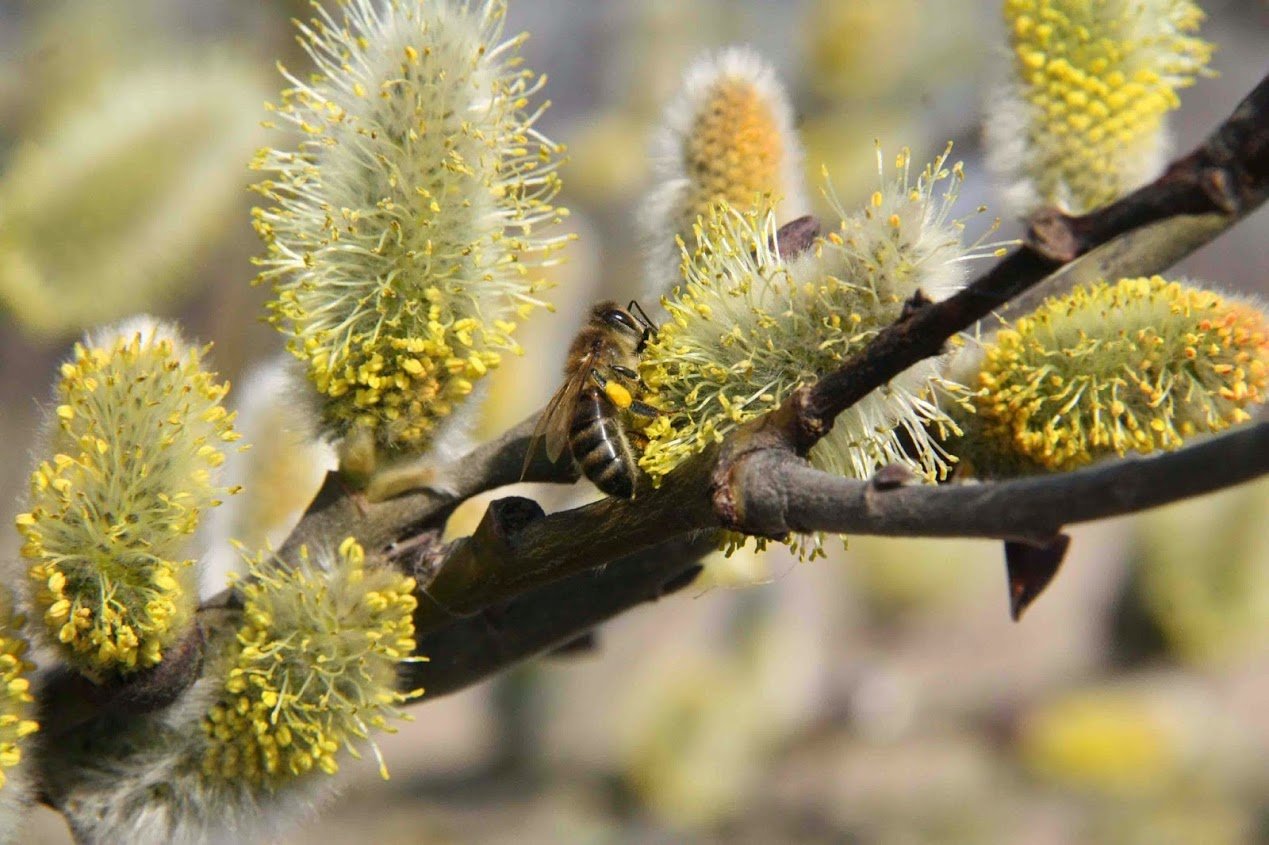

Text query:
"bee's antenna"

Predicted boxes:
[[628, 299, 656, 332]]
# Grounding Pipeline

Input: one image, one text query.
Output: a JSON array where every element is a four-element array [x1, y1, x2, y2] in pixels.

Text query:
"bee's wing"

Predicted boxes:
[[521, 362, 591, 480]]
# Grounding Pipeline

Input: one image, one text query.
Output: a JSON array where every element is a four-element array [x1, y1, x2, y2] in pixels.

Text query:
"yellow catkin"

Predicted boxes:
[[202, 539, 421, 788], [995, 0, 1212, 213], [641, 147, 1005, 558], [253, 0, 567, 461], [0, 60, 267, 338], [16, 320, 238, 675], [678, 77, 785, 241], [1019, 687, 1182, 795], [972, 276, 1267, 472], [0, 593, 38, 793], [642, 47, 806, 299]]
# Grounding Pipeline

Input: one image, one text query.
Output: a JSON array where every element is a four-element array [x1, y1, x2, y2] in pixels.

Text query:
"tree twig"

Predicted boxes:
[[272, 414, 577, 564], [722, 422, 1269, 544]]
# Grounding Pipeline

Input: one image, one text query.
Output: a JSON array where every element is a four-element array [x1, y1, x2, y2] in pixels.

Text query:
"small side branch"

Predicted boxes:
[[409, 454, 718, 632], [276, 414, 577, 562]]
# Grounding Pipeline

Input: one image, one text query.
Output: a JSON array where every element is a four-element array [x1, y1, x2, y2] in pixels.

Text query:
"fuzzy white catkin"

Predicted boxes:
[[252, 0, 568, 473], [640, 146, 1008, 557], [984, 0, 1212, 216], [640, 47, 809, 302]]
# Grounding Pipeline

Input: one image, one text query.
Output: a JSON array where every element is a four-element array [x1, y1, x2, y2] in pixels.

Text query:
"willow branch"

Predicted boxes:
[[410, 420, 1266, 614], [725, 422, 1269, 544]]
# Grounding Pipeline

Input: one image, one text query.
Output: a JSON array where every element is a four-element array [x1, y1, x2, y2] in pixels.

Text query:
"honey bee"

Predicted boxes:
[[524, 300, 659, 498]]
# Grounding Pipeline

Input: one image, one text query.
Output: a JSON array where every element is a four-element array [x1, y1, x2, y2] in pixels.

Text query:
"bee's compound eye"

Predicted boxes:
[[603, 309, 639, 333]]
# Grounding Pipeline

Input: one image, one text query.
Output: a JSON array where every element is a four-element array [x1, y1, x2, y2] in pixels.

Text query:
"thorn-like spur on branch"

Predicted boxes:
[[784, 70, 1268, 455], [1005, 535, 1071, 621]]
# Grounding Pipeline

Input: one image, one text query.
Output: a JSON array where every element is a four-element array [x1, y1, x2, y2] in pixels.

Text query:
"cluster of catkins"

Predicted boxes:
[[3, 0, 567, 838], [8, 318, 423, 843], [4, 0, 1266, 843], [628, 0, 1261, 557]]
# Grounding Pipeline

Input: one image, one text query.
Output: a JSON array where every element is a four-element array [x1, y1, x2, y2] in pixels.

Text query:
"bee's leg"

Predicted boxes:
[[628, 399, 659, 418], [611, 364, 646, 393]]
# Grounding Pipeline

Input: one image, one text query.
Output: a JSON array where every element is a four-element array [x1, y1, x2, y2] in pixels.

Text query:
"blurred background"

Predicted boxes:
[[1, 0, 1266, 842]]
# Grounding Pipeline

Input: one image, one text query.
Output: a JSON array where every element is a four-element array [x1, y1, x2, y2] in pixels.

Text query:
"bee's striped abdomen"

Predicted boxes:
[[570, 388, 636, 499]]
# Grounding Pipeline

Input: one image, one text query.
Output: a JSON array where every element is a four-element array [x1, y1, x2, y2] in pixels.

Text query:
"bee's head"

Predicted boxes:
[[591, 301, 642, 337]]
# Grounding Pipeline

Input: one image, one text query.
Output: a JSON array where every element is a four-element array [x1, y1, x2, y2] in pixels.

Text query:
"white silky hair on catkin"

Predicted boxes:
[[983, 79, 1174, 218], [85, 313, 181, 350], [640, 46, 810, 304], [199, 355, 337, 596], [52, 676, 338, 845], [0, 785, 29, 845], [982, 81, 1043, 219]]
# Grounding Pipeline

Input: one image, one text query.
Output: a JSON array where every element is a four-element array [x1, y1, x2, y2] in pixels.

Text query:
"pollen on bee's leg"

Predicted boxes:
[[603, 380, 634, 409]]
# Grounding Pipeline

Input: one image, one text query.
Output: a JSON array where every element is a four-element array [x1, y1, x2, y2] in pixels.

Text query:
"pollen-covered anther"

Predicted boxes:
[[201, 539, 423, 788], [972, 276, 1268, 472]]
